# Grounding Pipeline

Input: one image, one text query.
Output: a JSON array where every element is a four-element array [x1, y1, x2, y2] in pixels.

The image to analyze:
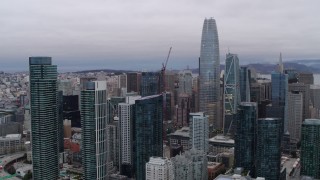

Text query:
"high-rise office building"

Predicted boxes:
[[298, 73, 314, 85], [189, 112, 209, 153], [235, 102, 257, 176], [29, 57, 59, 179], [287, 91, 303, 143], [269, 70, 288, 133], [141, 72, 160, 97], [239, 67, 251, 102], [118, 102, 135, 178], [199, 17, 221, 130], [301, 119, 320, 179], [145, 157, 174, 180], [256, 118, 281, 180], [107, 120, 119, 174], [127, 72, 142, 94], [310, 85, 320, 110], [171, 154, 193, 180], [224, 53, 240, 135], [176, 93, 191, 127], [63, 95, 81, 127], [58, 91, 64, 153], [135, 95, 163, 180], [178, 70, 193, 96], [224, 53, 240, 114], [81, 81, 108, 180], [288, 83, 310, 121]]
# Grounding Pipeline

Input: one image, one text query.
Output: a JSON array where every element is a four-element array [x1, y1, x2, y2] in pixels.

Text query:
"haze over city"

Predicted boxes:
[[1, 0, 319, 72]]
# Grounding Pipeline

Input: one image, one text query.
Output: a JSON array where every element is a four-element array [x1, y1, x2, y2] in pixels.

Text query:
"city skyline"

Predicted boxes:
[[1, 0, 320, 72]]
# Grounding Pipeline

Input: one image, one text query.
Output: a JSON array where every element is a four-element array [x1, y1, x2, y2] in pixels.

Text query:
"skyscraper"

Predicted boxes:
[[224, 53, 240, 135], [301, 119, 320, 179], [287, 91, 303, 143], [269, 70, 288, 133], [224, 53, 240, 114], [239, 67, 251, 102], [141, 72, 160, 97], [81, 81, 108, 179], [135, 95, 163, 180], [288, 83, 310, 121], [256, 118, 281, 180], [199, 17, 221, 130], [119, 102, 135, 178], [189, 112, 209, 153], [235, 102, 257, 176], [127, 72, 142, 94], [29, 57, 59, 180]]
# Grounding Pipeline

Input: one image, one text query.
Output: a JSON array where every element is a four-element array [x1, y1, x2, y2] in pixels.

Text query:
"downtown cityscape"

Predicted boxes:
[[1, 1, 320, 180]]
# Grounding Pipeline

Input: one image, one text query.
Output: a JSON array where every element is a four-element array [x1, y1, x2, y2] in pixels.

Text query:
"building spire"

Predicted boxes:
[[277, 52, 284, 73]]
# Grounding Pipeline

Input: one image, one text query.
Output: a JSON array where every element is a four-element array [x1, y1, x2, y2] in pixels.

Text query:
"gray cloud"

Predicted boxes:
[[0, 0, 319, 71]]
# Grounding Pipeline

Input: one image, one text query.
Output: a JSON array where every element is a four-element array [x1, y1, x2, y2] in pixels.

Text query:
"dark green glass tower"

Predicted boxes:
[[29, 57, 59, 180], [256, 118, 281, 180], [135, 95, 163, 180], [301, 119, 320, 179], [235, 102, 257, 176]]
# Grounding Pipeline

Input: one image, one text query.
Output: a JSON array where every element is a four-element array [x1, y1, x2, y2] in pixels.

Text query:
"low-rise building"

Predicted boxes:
[[168, 127, 191, 151], [209, 135, 234, 155], [0, 134, 24, 154]]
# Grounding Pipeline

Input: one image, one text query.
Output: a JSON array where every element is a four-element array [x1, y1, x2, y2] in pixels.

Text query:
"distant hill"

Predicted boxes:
[[74, 60, 320, 74], [191, 60, 320, 74]]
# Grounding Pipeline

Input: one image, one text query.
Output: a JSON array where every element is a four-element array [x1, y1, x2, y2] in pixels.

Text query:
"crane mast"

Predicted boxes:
[[161, 47, 172, 143]]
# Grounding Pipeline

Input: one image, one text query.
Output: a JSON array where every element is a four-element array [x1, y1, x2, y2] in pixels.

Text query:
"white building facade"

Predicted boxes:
[[145, 157, 174, 180]]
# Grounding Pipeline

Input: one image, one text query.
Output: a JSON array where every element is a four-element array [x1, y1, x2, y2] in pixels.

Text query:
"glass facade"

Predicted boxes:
[[256, 118, 281, 180], [141, 72, 160, 97], [29, 57, 59, 180], [301, 119, 320, 179], [235, 102, 257, 176], [81, 81, 108, 180], [199, 18, 220, 129], [239, 67, 251, 102], [271, 72, 288, 132], [224, 53, 240, 114], [135, 95, 163, 180]]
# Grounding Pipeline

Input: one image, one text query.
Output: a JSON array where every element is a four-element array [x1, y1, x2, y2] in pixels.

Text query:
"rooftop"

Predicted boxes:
[[168, 127, 190, 138], [209, 135, 234, 144], [303, 119, 320, 125]]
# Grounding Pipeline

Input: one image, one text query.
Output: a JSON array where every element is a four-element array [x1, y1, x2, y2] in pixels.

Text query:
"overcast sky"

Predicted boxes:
[[0, 0, 319, 72]]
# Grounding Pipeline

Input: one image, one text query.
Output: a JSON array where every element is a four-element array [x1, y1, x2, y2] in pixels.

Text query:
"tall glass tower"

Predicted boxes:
[[199, 17, 220, 129], [135, 95, 163, 180], [256, 118, 281, 180], [239, 67, 251, 102], [301, 119, 320, 179], [224, 53, 240, 114], [81, 81, 108, 180], [29, 57, 59, 180], [141, 72, 160, 97], [224, 53, 240, 135], [235, 102, 257, 176]]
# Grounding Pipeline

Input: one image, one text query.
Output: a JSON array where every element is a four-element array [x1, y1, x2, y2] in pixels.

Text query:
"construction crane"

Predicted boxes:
[[161, 47, 172, 92], [161, 47, 172, 144]]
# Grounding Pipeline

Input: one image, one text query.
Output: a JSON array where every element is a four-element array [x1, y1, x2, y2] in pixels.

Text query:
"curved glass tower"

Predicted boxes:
[[199, 18, 220, 129], [29, 57, 59, 180]]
